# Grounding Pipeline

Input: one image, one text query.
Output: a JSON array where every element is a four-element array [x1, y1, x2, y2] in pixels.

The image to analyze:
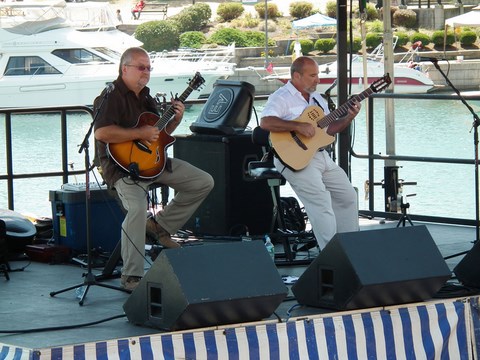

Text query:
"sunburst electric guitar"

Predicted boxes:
[[107, 72, 205, 179], [270, 74, 391, 171]]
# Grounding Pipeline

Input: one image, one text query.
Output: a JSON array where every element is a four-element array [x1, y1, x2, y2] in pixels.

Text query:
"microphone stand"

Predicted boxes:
[[50, 87, 128, 305], [432, 59, 480, 260]]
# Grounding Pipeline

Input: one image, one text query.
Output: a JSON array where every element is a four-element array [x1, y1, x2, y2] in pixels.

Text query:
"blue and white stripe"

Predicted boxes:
[[470, 297, 480, 360], [0, 297, 474, 360]]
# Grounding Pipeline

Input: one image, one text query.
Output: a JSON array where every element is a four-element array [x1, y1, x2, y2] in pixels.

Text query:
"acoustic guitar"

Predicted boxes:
[[270, 74, 391, 171], [107, 72, 205, 179]]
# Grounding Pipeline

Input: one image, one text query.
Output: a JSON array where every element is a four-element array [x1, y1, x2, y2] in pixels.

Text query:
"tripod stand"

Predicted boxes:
[[396, 195, 414, 227], [429, 59, 480, 260], [50, 86, 128, 305]]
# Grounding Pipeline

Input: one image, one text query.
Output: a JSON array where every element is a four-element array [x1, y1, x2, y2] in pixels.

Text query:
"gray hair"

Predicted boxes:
[[119, 47, 149, 76]]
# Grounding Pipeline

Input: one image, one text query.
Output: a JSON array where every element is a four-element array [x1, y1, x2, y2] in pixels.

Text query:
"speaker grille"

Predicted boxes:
[[173, 133, 273, 235], [123, 242, 288, 331], [190, 80, 255, 135], [292, 226, 451, 310]]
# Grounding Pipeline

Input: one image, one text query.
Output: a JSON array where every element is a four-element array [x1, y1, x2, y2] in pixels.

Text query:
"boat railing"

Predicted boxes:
[[150, 44, 236, 66]]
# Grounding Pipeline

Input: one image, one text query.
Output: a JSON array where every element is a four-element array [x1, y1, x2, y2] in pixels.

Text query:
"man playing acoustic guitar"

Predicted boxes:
[[94, 47, 214, 291], [260, 56, 361, 250]]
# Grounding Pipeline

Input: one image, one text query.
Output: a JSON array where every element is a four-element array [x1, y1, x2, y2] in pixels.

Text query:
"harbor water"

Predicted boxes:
[[1, 95, 480, 223]]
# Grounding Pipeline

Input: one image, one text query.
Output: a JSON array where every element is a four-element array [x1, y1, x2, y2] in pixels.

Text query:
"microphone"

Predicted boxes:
[[414, 56, 440, 63], [325, 79, 338, 95]]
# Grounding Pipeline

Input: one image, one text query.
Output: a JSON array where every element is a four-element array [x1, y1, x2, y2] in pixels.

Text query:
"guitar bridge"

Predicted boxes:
[[290, 131, 308, 150], [134, 140, 152, 154]]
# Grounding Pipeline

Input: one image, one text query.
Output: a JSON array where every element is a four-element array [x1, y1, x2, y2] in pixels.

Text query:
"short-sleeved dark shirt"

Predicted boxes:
[[94, 76, 158, 187]]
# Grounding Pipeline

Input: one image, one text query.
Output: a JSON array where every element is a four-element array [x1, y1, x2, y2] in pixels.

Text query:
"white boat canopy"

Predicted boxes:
[[292, 13, 337, 30], [445, 6, 480, 28]]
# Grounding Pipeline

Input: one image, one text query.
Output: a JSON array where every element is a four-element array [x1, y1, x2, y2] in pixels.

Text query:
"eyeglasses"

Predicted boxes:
[[125, 64, 153, 72]]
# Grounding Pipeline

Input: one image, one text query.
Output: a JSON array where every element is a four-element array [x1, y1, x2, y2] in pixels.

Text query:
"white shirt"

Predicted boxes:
[[261, 81, 330, 120]]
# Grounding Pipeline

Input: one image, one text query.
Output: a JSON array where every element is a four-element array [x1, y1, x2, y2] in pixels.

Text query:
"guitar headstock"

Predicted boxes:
[[189, 72, 205, 91], [371, 74, 392, 93]]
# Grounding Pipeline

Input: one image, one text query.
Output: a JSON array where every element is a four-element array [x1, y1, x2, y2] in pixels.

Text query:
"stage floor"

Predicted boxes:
[[0, 218, 479, 353]]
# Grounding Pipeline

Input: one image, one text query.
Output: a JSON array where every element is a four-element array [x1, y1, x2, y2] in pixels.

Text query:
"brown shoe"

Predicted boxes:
[[121, 275, 142, 291], [146, 217, 180, 249]]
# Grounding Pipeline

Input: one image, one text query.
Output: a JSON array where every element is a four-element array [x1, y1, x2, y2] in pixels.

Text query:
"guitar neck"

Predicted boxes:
[[155, 86, 194, 129], [317, 88, 374, 129]]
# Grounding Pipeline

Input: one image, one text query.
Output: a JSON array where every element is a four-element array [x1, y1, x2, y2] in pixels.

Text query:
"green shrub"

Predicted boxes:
[[459, 30, 477, 46], [135, 20, 180, 52], [217, 2, 244, 22], [209, 27, 247, 46], [393, 9, 417, 28], [258, 19, 277, 33], [238, 30, 274, 47], [431, 30, 455, 46], [366, 19, 384, 33], [189, 3, 212, 26], [170, 3, 212, 32], [366, 3, 380, 20], [289, 1, 313, 19], [394, 31, 409, 47], [254, 2, 281, 19], [409, 32, 431, 47], [289, 39, 315, 54], [347, 37, 362, 53], [314, 38, 336, 53], [233, 12, 260, 28], [179, 31, 206, 49], [325, 0, 337, 18], [365, 32, 383, 49]]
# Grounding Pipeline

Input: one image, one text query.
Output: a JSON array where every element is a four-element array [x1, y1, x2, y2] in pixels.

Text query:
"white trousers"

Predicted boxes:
[[275, 151, 359, 249]]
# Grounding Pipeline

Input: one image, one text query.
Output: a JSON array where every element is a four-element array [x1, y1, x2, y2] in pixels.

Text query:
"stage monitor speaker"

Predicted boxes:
[[454, 241, 480, 288], [173, 132, 273, 236], [190, 80, 254, 135], [292, 225, 451, 310], [123, 241, 288, 331]]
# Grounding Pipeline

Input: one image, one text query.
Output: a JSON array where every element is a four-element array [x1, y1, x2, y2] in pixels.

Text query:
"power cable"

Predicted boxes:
[[0, 314, 126, 334]]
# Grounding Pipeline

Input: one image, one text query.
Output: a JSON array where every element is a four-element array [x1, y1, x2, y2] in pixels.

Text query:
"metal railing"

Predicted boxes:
[[352, 92, 480, 226], [1, 93, 478, 228], [0, 105, 93, 210]]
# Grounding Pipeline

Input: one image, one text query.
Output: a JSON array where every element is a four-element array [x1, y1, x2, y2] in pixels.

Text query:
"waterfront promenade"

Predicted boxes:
[[113, 0, 480, 94]]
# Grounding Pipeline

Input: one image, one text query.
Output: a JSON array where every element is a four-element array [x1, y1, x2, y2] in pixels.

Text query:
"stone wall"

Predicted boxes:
[[422, 60, 480, 90], [413, 5, 477, 30]]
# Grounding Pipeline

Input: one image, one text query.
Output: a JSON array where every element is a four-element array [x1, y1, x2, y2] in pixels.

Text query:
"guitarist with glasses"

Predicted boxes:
[[94, 47, 214, 291], [260, 56, 361, 250]]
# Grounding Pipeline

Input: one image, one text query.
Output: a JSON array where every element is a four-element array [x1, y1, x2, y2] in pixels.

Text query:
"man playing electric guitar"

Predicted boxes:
[[94, 47, 214, 291], [260, 56, 361, 250]]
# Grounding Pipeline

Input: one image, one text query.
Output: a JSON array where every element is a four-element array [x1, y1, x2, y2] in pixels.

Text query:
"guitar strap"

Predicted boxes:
[[312, 97, 325, 112], [313, 96, 334, 157]]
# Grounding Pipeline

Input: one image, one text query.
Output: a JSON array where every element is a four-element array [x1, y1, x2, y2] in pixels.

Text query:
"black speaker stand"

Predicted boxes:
[[396, 199, 413, 227]]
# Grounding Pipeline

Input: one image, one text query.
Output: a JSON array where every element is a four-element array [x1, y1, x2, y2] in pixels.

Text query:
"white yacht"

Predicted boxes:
[[0, 1, 235, 108], [260, 40, 435, 95]]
